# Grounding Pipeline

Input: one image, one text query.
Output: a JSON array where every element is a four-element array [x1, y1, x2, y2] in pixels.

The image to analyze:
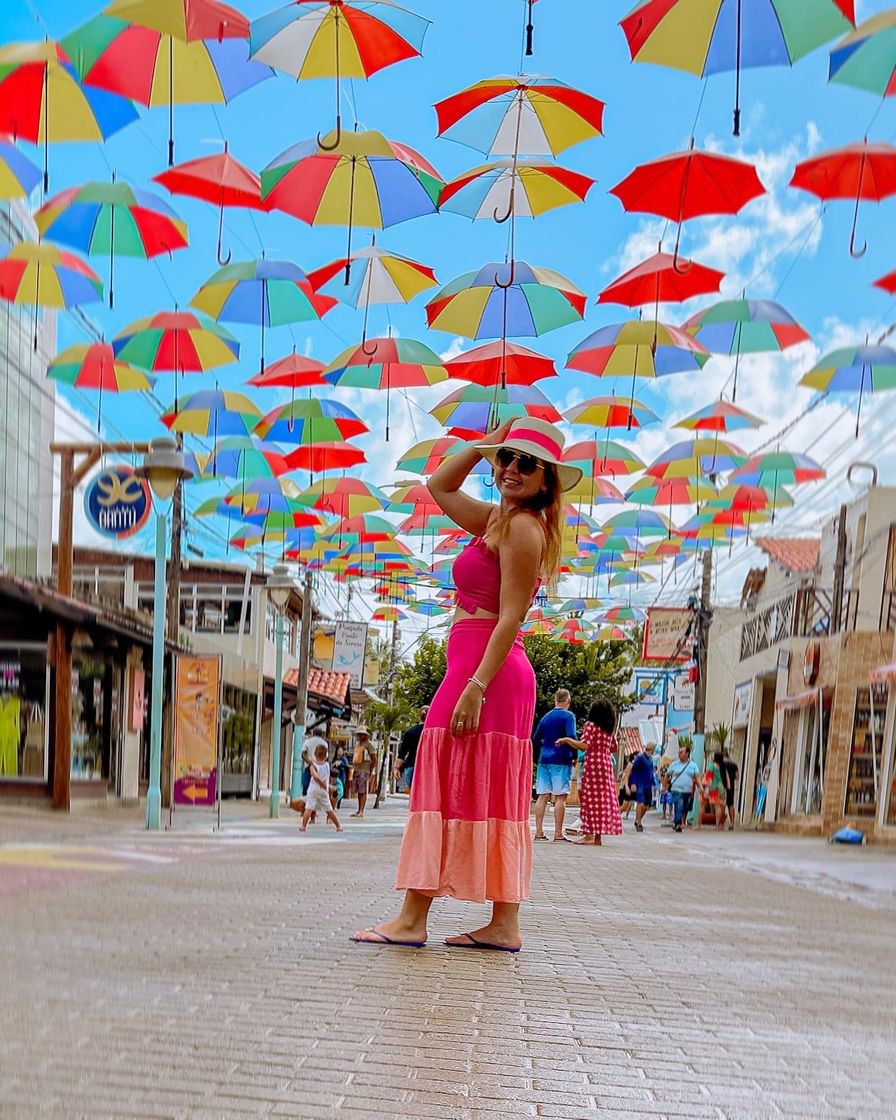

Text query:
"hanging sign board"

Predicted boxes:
[[642, 608, 692, 662], [332, 621, 368, 688], [84, 464, 151, 540], [173, 654, 222, 807], [732, 680, 753, 729]]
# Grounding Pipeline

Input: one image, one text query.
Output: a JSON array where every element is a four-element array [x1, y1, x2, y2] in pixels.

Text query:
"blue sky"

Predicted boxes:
[[3, 0, 895, 622]]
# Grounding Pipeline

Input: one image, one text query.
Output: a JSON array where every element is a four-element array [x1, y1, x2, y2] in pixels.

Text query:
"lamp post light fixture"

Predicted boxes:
[[137, 438, 190, 831], [267, 563, 294, 819]]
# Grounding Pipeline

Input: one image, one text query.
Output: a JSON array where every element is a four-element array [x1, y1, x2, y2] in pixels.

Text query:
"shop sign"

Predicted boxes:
[[642, 607, 692, 662], [173, 655, 222, 807], [333, 621, 368, 688], [672, 675, 695, 712], [84, 464, 151, 540], [732, 680, 753, 729]]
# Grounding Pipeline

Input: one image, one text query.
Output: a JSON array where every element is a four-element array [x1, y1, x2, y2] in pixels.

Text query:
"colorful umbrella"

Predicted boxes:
[[599, 606, 645, 623], [322, 336, 447, 439], [0, 241, 103, 347], [296, 477, 388, 517], [682, 297, 810, 399], [153, 145, 264, 264], [429, 383, 561, 437], [620, 0, 855, 136], [552, 617, 592, 644], [47, 341, 154, 429], [673, 400, 764, 432], [625, 475, 717, 507], [829, 9, 896, 98], [790, 141, 896, 257], [62, 12, 271, 164], [255, 398, 367, 444], [445, 340, 556, 386], [598, 250, 724, 307], [594, 624, 629, 642], [440, 158, 594, 221], [0, 139, 40, 199], [707, 482, 794, 514], [162, 388, 262, 437], [603, 510, 674, 540], [0, 41, 138, 190], [372, 606, 408, 622], [307, 240, 437, 314], [562, 473, 626, 506], [190, 257, 335, 372], [434, 75, 605, 157], [245, 352, 327, 389], [730, 451, 826, 502], [321, 513, 396, 542], [558, 597, 602, 613], [645, 438, 746, 479], [112, 311, 240, 378], [874, 268, 896, 295], [250, 0, 429, 146], [610, 144, 765, 266], [426, 261, 586, 339], [396, 436, 490, 476], [799, 344, 896, 435], [260, 130, 443, 281], [564, 395, 661, 431], [205, 435, 289, 479], [34, 179, 188, 307], [562, 439, 646, 476], [284, 441, 366, 474]]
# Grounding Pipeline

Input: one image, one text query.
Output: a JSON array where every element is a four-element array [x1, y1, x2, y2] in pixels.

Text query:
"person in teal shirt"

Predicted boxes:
[[666, 743, 700, 832]]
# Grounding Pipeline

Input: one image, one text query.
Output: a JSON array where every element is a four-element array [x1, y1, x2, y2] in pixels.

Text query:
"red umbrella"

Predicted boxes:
[[445, 340, 556, 385], [609, 144, 765, 268], [285, 442, 366, 473], [789, 140, 896, 257], [874, 268, 896, 295], [153, 145, 263, 264], [245, 352, 327, 389], [598, 250, 724, 307]]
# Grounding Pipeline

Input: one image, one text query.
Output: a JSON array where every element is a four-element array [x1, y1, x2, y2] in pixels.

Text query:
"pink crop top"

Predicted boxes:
[[452, 535, 541, 616]]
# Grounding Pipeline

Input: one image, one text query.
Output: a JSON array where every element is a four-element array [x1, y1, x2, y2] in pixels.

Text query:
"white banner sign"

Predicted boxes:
[[672, 675, 695, 712], [732, 680, 753, 729], [332, 621, 368, 688]]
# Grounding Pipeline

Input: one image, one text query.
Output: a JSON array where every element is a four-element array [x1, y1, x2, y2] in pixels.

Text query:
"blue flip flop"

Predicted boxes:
[[351, 927, 426, 948], [445, 933, 521, 953]]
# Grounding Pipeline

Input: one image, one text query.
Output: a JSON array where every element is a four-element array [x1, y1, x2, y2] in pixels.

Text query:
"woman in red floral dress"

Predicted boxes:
[[557, 699, 623, 846]]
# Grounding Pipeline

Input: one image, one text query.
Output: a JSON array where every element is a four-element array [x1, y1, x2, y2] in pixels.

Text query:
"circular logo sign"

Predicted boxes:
[[85, 465, 151, 540]]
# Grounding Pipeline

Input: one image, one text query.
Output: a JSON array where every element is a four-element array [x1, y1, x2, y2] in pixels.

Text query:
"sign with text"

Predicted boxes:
[[642, 608, 692, 662], [173, 655, 221, 807], [672, 674, 695, 712], [732, 680, 753, 729], [84, 465, 151, 540], [332, 621, 368, 688]]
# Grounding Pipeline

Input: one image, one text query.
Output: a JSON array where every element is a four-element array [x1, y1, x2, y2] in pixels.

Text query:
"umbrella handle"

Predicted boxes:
[[525, 0, 534, 55], [493, 201, 512, 224], [317, 116, 342, 151], [216, 204, 231, 266], [849, 204, 867, 259], [361, 337, 378, 357], [671, 244, 692, 276], [494, 260, 516, 288]]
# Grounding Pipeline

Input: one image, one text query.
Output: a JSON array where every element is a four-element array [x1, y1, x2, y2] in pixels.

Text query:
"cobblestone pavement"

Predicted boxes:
[[1, 800, 894, 1120]]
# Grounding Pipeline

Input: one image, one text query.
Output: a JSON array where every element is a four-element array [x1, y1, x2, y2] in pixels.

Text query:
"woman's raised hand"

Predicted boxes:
[[477, 418, 514, 447]]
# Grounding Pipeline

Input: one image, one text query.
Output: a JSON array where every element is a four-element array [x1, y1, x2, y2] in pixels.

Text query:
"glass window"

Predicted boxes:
[[844, 685, 888, 818], [0, 644, 49, 781]]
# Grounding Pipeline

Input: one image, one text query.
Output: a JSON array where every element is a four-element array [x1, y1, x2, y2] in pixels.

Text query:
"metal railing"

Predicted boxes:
[[740, 587, 859, 660]]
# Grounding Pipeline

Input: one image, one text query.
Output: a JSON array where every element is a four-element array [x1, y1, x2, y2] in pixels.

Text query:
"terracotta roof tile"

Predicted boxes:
[[283, 667, 352, 706], [618, 726, 643, 757], [755, 537, 820, 574]]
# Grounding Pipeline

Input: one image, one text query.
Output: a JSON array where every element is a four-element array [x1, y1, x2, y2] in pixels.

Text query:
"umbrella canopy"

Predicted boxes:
[[603, 510, 674, 539], [599, 605, 645, 623], [598, 250, 724, 307], [730, 451, 826, 488], [0, 138, 41, 199], [321, 513, 396, 542], [673, 400, 764, 432], [0, 241, 103, 312], [440, 158, 594, 220], [445, 340, 556, 386], [34, 180, 188, 308], [396, 436, 490, 476], [0, 41, 138, 189], [429, 383, 562, 437], [799, 344, 896, 435], [296, 477, 388, 517], [563, 439, 645, 476], [283, 441, 366, 473], [620, 0, 856, 135], [594, 624, 629, 641], [829, 9, 896, 98], [790, 141, 896, 257], [204, 435, 289, 479], [874, 268, 896, 295], [112, 311, 240, 373], [567, 320, 709, 377], [245, 352, 327, 389], [48, 341, 153, 429], [646, 438, 745, 479], [162, 388, 262, 437], [426, 261, 586, 339], [625, 475, 718, 506], [307, 242, 437, 307], [372, 606, 408, 622], [62, 14, 271, 164], [434, 74, 605, 157], [707, 483, 794, 513], [564, 395, 661, 430], [254, 397, 367, 444]]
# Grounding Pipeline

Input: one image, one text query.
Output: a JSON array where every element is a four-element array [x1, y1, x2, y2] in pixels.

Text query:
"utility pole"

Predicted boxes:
[[831, 503, 848, 635], [692, 548, 713, 738], [289, 567, 315, 802]]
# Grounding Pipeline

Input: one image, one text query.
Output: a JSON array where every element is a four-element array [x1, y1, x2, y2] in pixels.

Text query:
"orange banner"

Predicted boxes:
[[173, 655, 221, 807]]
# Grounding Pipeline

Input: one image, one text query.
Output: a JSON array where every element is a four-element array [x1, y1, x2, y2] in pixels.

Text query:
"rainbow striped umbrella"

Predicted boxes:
[[396, 436, 490, 476], [552, 617, 593, 644], [255, 398, 367, 445], [430, 383, 562, 437], [0, 241, 102, 347], [48, 341, 153, 429], [372, 606, 408, 622], [296, 477, 388, 517], [620, 0, 855, 136], [566, 321, 709, 386], [673, 400, 764, 432], [409, 599, 449, 618], [205, 435, 289, 479], [162, 388, 262, 437], [62, 11, 271, 165], [440, 159, 594, 221], [730, 452, 826, 516], [0, 41, 138, 190], [35, 180, 188, 308], [261, 131, 443, 281], [426, 261, 586, 339], [113, 311, 239, 375], [829, 9, 896, 98], [645, 438, 746, 479], [599, 606, 646, 623], [799, 344, 896, 435], [321, 513, 396, 543], [190, 257, 335, 373], [564, 395, 660, 430], [0, 139, 40, 199], [609, 568, 656, 589], [562, 440, 645, 476], [625, 476, 718, 506], [323, 336, 447, 439], [435, 75, 605, 157], [385, 481, 442, 511], [307, 242, 437, 307], [603, 510, 674, 539], [558, 597, 602, 613], [707, 483, 794, 514], [594, 624, 629, 642]]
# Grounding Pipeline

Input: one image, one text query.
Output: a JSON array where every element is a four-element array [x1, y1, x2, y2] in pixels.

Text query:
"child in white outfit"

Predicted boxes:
[[300, 743, 343, 833]]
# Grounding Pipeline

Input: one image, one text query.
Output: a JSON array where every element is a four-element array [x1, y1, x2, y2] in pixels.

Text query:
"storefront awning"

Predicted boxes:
[[870, 662, 896, 684], [775, 686, 829, 712]]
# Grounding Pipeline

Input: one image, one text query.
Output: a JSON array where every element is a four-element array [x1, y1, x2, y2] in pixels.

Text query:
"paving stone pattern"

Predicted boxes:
[[0, 804, 893, 1120]]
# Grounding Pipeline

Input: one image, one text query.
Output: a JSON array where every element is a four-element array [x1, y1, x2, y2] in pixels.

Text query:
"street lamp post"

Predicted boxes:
[[290, 567, 314, 802], [137, 438, 189, 831], [267, 564, 294, 819]]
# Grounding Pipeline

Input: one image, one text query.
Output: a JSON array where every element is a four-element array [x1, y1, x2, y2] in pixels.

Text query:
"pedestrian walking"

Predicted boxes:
[[300, 742, 343, 833], [698, 751, 727, 830], [667, 744, 701, 832], [395, 706, 429, 792], [332, 744, 349, 808], [300, 731, 329, 797], [557, 698, 623, 846], [350, 727, 377, 819], [532, 688, 577, 843], [623, 746, 655, 833], [722, 749, 739, 830], [352, 416, 578, 952]]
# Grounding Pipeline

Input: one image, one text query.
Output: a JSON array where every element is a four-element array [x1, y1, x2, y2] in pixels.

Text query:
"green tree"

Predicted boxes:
[[524, 633, 637, 728]]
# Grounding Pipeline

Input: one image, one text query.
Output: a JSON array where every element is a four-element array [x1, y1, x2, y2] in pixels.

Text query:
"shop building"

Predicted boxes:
[[705, 479, 896, 841]]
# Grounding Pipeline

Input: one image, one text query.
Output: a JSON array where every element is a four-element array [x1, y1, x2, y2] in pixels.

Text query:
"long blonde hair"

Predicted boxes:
[[489, 462, 563, 584]]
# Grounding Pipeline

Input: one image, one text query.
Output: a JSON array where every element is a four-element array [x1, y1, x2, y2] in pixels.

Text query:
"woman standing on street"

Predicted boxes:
[[352, 417, 580, 952]]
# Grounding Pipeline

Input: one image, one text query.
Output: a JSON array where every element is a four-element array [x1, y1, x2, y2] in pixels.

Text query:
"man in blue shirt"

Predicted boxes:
[[533, 688, 577, 842], [665, 743, 701, 832]]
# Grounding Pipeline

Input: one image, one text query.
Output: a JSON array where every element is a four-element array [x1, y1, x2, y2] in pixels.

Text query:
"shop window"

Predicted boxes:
[[794, 697, 831, 815], [221, 685, 257, 794], [844, 685, 888, 818], [0, 644, 49, 781]]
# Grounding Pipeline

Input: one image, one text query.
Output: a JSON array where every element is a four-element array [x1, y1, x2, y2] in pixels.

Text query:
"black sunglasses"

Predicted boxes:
[[495, 447, 544, 476]]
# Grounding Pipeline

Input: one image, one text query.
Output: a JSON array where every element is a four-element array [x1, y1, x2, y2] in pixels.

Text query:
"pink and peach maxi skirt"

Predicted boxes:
[[395, 619, 535, 904]]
